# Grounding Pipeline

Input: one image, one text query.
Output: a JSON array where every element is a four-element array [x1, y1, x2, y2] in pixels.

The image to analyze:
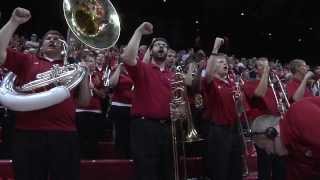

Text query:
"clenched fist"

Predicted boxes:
[[136, 22, 153, 35], [11, 7, 31, 25]]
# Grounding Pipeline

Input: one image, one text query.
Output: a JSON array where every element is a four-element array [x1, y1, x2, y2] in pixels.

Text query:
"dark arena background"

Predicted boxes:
[[1, 0, 319, 65]]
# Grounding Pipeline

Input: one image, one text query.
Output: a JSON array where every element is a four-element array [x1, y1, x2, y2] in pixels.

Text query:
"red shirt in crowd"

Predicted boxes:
[[287, 78, 313, 103], [2, 49, 77, 131], [111, 73, 133, 105], [281, 97, 320, 180], [244, 80, 280, 118], [203, 77, 238, 125], [78, 70, 104, 111], [125, 60, 173, 120]]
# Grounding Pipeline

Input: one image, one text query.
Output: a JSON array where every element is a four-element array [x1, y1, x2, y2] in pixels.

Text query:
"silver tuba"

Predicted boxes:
[[0, 0, 120, 111]]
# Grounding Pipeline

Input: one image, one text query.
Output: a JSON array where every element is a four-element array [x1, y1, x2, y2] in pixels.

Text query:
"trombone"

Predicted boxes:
[[232, 74, 252, 176], [170, 66, 203, 180], [268, 71, 290, 119]]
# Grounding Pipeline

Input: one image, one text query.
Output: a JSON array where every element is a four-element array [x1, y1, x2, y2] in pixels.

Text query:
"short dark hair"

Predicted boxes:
[[38, 30, 64, 56], [149, 37, 169, 49]]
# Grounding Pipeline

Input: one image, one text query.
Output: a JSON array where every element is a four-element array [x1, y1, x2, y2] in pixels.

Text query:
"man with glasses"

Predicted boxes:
[[121, 22, 174, 180]]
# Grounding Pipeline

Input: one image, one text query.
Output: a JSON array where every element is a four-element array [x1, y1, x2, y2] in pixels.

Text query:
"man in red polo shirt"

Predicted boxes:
[[0, 7, 91, 180], [244, 58, 286, 180], [121, 22, 174, 180], [287, 59, 313, 103], [281, 97, 320, 180], [204, 37, 243, 180]]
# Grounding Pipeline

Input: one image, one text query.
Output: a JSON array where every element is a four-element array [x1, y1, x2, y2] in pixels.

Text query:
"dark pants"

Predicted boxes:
[[12, 130, 80, 180], [76, 112, 106, 159], [130, 117, 174, 180], [255, 146, 286, 180], [0, 108, 15, 158], [207, 122, 243, 180], [110, 105, 131, 158]]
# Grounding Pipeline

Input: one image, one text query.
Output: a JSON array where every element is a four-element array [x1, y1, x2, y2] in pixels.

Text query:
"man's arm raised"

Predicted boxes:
[[0, 7, 31, 65], [121, 22, 153, 66], [206, 37, 224, 83]]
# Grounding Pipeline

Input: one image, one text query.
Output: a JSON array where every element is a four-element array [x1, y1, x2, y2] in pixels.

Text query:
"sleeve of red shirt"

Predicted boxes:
[[124, 60, 144, 82], [286, 81, 295, 103], [3, 49, 30, 77]]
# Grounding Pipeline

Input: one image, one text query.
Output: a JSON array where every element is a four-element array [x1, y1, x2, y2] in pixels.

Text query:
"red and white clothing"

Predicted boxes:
[[125, 60, 173, 120], [111, 73, 133, 106], [3, 49, 77, 131], [203, 77, 238, 125], [77, 70, 104, 113], [287, 78, 313, 103], [244, 80, 280, 117]]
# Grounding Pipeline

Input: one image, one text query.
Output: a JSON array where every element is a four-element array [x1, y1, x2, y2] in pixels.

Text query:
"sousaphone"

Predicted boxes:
[[0, 0, 120, 111]]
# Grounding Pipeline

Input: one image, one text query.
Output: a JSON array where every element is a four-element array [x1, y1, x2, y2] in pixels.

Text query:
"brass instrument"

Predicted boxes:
[[102, 65, 112, 87], [0, 0, 120, 111], [232, 75, 252, 176], [269, 71, 290, 118], [170, 66, 202, 180], [63, 0, 120, 49]]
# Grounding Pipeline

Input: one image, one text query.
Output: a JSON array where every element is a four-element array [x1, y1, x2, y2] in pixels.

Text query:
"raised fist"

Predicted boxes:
[[214, 37, 224, 48], [212, 37, 224, 53], [137, 22, 153, 35], [11, 7, 31, 25]]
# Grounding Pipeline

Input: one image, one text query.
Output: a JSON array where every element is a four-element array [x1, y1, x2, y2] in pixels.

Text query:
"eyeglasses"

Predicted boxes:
[[153, 42, 168, 48]]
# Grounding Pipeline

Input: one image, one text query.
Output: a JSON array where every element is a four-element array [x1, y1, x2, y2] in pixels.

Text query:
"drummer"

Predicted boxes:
[[243, 57, 286, 180]]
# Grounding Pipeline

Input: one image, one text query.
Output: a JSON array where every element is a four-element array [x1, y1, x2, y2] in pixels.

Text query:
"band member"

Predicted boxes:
[[121, 22, 174, 180], [287, 59, 313, 102], [109, 59, 133, 159], [204, 37, 243, 180], [0, 7, 91, 180], [281, 97, 320, 180], [244, 58, 286, 180], [76, 50, 107, 159]]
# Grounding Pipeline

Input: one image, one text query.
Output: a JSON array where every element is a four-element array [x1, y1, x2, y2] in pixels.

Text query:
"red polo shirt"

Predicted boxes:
[[78, 70, 104, 111], [287, 78, 313, 103], [112, 73, 133, 104], [125, 60, 173, 120], [204, 77, 237, 125], [281, 97, 320, 180], [200, 77, 211, 121], [2, 49, 77, 131], [244, 80, 280, 117]]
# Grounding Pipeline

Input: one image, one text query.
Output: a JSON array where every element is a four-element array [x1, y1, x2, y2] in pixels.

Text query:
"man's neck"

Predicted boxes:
[[293, 73, 304, 81], [151, 59, 166, 71], [43, 54, 61, 62], [214, 73, 228, 83]]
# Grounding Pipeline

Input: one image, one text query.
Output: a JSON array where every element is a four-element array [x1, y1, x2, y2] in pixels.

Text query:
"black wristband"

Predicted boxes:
[[211, 52, 218, 56]]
